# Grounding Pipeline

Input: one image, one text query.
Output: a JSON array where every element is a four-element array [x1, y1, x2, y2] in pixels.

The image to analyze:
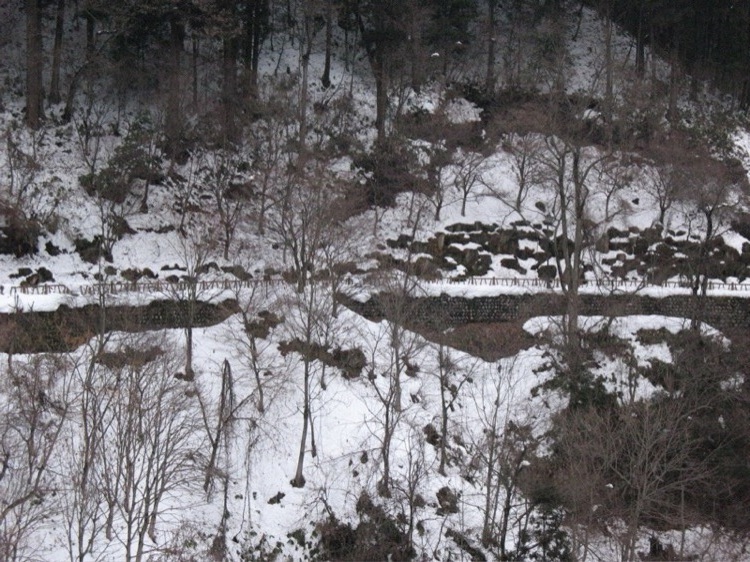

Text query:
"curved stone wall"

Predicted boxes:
[[342, 293, 750, 332]]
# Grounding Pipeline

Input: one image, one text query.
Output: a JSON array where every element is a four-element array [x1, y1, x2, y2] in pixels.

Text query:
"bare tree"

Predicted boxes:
[[232, 281, 286, 415], [681, 174, 741, 299], [537, 134, 607, 352], [60, 316, 117, 562], [268, 160, 346, 293], [357, 0, 410, 143], [197, 359, 237, 499], [433, 343, 476, 476], [362, 320, 407, 498], [25, 0, 44, 129], [423, 139, 451, 221], [199, 149, 253, 260], [2, 129, 62, 232], [97, 336, 204, 561], [247, 97, 295, 235], [596, 153, 633, 221], [390, 427, 430, 552], [283, 281, 339, 488], [466, 359, 537, 557], [166, 226, 216, 380], [0, 354, 73, 561], [72, 90, 110, 174], [553, 394, 716, 562], [168, 150, 203, 234], [504, 132, 545, 213], [641, 163, 681, 228], [295, 0, 326, 151], [317, 216, 363, 317], [201, 286, 285, 557], [48, 0, 66, 104], [452, 148, 489, 217], [364, 247, 428, 495]]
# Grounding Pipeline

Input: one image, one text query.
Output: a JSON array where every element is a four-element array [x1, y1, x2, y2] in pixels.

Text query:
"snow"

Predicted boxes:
[[1, 3, 750, 562]]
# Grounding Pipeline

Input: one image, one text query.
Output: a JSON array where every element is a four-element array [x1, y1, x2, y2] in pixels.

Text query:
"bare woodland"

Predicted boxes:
[[2, 0, 750, 560]]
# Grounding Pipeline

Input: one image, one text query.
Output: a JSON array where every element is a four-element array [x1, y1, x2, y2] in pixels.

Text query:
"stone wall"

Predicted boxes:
[[342, 293, 750, 332], [0, 299, 239, 353]]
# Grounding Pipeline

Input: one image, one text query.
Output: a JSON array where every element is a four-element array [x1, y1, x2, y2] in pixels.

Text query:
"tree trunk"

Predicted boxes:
[[244, 0, 267, 99], [322, 0, 333, 88], [439, 376, 448, 475], [603, 0, 614, 148], [667, 34, 680, 123], [204, 360, 232, 496], [378, 406, 392, 497], [222, 37, 239, 145], [62, 10, 96, 122], [410, 16, 425, 92], [85, 11, 95, 55], [291, 361, 310, 488], [499, 479, 514, 558], [192, 36, 199, 107], [49, 0, 65, 104], [374, 52, 388, 143], [481, 431, 497, 545], [566, 149, 584, 353], [485, 0, 496, 93], [185, 287, 196, 380], [635, 0, 645, 78], [165, 19, 184, 158], [25, 0, 44, 128], [299, 16, 312, 151]]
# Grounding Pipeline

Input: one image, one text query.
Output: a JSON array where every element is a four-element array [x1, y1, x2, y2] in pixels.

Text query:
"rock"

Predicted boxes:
[[386, 234, 413, 249], [74, 236, 111, 264], [500, 257, 526, 274], [121, 268, 143, 282], [538, 264, 558, 282], [0, 223, 39, 258], [487, 230, 518, 254], [413, 256, 441, 279], [221, 264, 253, 281], [45, 241, 62, 256], [10, 267, 33, 279], [633, 236, 651, 256], [423, 423, 441, 447], [268, 491, 285, 505], [607, 226, 629, 240], [595, 233, 609, 253], [36, 267, 53, 283], [436, 486, 459, 515], [111, 216, 136, 237]]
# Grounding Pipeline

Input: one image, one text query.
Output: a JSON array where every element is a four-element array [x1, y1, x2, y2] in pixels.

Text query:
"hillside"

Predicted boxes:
[[3, 1, 750, 561]]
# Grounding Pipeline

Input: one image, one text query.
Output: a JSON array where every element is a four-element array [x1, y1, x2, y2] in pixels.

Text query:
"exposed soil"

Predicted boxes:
[[416, 320, 535, 361]]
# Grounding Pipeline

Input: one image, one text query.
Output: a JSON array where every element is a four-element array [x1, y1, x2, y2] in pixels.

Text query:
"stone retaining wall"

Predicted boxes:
[[342, 293, 750, 332], [0, 299, 239, 353]]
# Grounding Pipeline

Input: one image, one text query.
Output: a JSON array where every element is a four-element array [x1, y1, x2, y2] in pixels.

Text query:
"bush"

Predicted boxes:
[[316, 493, 414, 561], [354, 139, 426, 209]]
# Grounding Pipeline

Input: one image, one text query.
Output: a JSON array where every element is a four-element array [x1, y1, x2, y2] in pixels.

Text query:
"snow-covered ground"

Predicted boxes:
[[2, 3, 750, 561]]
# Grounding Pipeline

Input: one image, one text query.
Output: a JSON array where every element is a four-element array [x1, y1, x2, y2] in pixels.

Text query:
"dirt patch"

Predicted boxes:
[[417, 321, 535, 361]]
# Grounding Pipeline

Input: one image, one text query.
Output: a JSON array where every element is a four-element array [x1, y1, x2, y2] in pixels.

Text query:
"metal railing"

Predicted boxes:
[[421, 276, 750, 292], [6, 278, 286, 296], [6, 275, 750, 296]]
